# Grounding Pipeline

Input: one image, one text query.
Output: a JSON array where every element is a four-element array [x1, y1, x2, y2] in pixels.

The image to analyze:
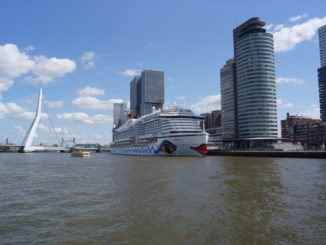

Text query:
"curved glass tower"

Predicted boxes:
[[318, 25, 326, 121], [233, 17, 278, 138]]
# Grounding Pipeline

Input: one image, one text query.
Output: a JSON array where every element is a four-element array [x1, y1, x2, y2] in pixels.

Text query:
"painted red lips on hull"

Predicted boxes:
[[191, 144, 208, 155]]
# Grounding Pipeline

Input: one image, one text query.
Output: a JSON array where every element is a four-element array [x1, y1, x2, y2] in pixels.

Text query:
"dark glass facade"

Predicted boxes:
[[319, 66, 326, 121]]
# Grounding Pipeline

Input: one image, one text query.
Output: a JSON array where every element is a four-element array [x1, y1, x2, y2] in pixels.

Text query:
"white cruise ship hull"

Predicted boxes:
[[110, 134, 208, 156]]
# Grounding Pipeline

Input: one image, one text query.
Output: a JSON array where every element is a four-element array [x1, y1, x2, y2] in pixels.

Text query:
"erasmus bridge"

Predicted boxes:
[[2, 89, 75, 153], [18, 89, 71, 152]]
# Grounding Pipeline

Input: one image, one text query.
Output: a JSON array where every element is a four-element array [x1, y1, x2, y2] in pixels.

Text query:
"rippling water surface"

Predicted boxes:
[[0, 153, 325, 244]]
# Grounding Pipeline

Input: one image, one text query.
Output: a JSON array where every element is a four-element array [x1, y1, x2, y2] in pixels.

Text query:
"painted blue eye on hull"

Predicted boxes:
[[154, 140, 177, 154]]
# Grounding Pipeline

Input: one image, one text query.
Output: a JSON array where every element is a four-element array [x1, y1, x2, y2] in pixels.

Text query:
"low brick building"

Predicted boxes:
[[281, 113, 326, 149]]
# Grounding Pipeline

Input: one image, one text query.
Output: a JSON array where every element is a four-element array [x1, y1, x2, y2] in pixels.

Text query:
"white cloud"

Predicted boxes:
[[273, 16, 326, 53], [57, 112, 113, 124], [289, 14, 308, 22], [0, 44, 34, 91], [277, 98, 294, 108], [4, 102, 25, 113], [14, 111, 49, 121], [38, 123, 49, 131], [23, 45, 35, 51], [265, 24, 274, 30], [80, 51, 96, 69], [119, 69, 140, 77], [54, 127, 70, 135], [273, 24, 285, 31], [44, 100, 64, 108], [38, 123, 70, 135], [27, 56, 76, 84], [72, 96, 123, 110], [77, 86, 104, 97], [277, 99, 283, 105], [302, 104, 320, 119], [0, 43, 77, 89], [190, 94, 221, 113], [136, 61, 144, 66], [283, 103, 294, 108], [276, 77, 304, 85], [15, 125, 26, 137], [176, 96, 186, 100], [0, 102, 26, 118]]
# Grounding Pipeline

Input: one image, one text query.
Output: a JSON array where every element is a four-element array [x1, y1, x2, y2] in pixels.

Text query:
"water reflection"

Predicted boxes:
[[219, 157, 296, 244], [0, 153, 325, 244]]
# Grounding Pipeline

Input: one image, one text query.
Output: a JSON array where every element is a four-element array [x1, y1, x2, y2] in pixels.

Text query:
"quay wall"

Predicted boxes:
[[208, 150, 326, 159]]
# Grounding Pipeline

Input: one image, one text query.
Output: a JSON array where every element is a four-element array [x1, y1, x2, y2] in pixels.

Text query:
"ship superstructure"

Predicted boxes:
[[111, 107, 208, 156]]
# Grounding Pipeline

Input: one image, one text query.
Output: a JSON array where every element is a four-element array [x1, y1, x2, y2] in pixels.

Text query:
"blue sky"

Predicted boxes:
[[0, 0, 325, 145]]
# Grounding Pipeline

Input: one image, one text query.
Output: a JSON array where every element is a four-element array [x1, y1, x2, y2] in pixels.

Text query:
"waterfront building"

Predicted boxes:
[[220, 58, 237, 139], [201, 110, 222, 133], [281, 113, 326, 149], [140, 69, 164, 116], [281, 113, 320, 141], [113, 102, 128, 128], [130, 69, 164, 118], [319, 25, 326, 67], [130, 76, 141, 118], [201, 110, 223, 149], [318, 24, 326, 121], [220, 17, 278, 148], [234, 17, 277, 139]]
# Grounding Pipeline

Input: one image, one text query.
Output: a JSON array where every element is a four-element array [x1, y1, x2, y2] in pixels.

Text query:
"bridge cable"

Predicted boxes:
[[43, 103, 62, 145]]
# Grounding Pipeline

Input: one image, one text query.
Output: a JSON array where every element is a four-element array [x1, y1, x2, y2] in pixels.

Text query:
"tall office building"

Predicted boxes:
[[318, 25, 326, 121], [130, 69, 164, 118], [319, 25, 326, 67], [234, 17, 277, 138], [140, 69, 164, 116], [220, 58, 237, 139], [220, 17, 278, 147], [113, 102, 127, 128], [130, 76, 141, 118]]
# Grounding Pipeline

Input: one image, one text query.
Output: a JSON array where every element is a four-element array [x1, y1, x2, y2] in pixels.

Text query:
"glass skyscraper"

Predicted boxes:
[[130, 69, 164, 118], [221, 17, 278, 147], [319, 25, 326, 67], [234, 17, 277, 138], [318, 24, 326, 121], [130, 75, 141, 118], [113, 102, 127, 128], [220, 58, 237, 139]]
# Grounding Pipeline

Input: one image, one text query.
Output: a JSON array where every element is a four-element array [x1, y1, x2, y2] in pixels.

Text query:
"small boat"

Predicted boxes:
[[71, 151, 91, 157]]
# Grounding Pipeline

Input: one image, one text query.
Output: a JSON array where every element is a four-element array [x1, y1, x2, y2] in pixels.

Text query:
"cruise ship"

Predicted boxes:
[[110, 107, 208, 156]]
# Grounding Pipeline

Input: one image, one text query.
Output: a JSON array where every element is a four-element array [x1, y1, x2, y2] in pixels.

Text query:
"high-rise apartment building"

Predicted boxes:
[[140, 69, 164, 116], [220, 58, 237, 139], [318, 25, 326, 121], [220, 17, 278, 148], [319, 25, 326, 67], [130, 69, 164, 118], [113, 102, 127, 128], [130, 76, 141, 118]]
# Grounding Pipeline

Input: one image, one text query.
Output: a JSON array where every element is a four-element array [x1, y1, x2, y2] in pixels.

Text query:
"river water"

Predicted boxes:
[[0, 153, 325, 245]]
